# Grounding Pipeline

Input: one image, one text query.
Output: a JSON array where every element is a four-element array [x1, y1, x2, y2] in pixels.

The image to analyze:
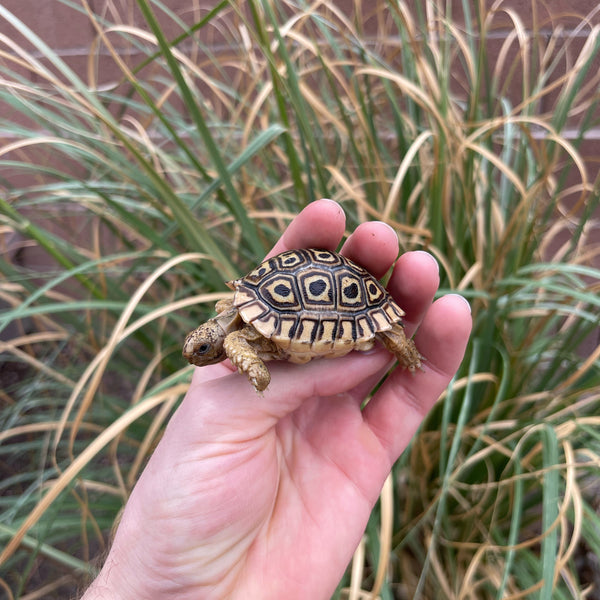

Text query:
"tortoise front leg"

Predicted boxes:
[[223, 326, 282, 392]]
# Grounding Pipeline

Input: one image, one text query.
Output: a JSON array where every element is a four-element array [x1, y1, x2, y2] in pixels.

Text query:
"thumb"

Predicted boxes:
[[180, 348, 393, 439]]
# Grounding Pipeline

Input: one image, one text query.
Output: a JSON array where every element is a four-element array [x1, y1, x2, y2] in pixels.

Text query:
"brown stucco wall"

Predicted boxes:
[[1, 1, 599, 211]]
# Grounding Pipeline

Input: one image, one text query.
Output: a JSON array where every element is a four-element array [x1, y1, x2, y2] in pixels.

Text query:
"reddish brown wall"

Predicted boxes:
[[1, 1, 598, 197], [2, 0, 599, 132]]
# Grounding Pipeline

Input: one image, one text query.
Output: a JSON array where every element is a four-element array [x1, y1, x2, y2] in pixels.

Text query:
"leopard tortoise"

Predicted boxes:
[[182, 248, 423, 392]]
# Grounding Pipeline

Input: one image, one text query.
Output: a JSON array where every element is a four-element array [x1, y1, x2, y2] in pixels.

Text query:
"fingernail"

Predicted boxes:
[[316, 198, 341, 209], [377, 221, 399, 237], [413, 250, 439, 273], [446, 293, 472, 313]]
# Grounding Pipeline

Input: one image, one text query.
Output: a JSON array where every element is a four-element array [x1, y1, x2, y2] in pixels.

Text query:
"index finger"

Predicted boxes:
[[266, 199, 346, 258]]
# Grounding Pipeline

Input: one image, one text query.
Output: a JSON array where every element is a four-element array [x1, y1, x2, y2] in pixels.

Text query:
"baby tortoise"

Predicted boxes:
[[183, 248, 423, 392]]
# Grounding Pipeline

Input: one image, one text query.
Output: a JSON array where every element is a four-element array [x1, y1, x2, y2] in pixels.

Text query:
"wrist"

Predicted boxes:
[[81, 581, 122, 600], [81, 554, 131, 600]]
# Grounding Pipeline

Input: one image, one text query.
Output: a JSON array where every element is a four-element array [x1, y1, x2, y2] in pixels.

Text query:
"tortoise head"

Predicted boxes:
[[182, 319, 227, 366]]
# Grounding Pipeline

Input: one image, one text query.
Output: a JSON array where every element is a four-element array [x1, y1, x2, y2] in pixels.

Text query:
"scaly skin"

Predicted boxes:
[[377, 325, 423, 373], [183, 312, 285, 392], [223, 326, 284, 392]]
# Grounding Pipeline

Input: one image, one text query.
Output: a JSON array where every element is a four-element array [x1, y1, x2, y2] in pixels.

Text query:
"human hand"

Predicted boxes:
[[83, 199, 472, 600]]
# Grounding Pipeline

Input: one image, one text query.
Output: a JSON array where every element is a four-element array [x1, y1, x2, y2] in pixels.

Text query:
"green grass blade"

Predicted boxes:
[[539, 426, 560, 600], [136, 0, 265, 259]]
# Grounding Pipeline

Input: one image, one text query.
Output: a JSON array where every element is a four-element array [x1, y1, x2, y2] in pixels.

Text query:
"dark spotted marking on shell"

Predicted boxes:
[[366, 281, 384, 303], [309, 279, 327, 296], [298, 272, 334, 308], [344, 282, 359, 298], [262, 277, 301, 309], [274, 283, 291, 296], [315, 251, 338, 262]]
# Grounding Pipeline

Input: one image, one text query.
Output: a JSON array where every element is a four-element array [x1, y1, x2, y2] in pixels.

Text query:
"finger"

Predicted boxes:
[[185, 348, 394, 436], [267, 199, 346, 259], [341, 351, 396, 405], [339, 221, 400, 279], [386, 251, 440, 337], [190, 361, 236, 385], [266, 348, 390, 402], [363, 294, 472, 461]]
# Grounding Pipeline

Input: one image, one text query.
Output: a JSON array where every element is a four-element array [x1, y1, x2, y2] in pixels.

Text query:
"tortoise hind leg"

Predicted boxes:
[[223, 326, 283, 392], [378, 324, 423, 373], [215, 298, 234, 313]]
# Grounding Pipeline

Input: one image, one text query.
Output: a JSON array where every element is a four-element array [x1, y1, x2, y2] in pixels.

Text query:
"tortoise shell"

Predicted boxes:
[[227, 248, 405, 362]]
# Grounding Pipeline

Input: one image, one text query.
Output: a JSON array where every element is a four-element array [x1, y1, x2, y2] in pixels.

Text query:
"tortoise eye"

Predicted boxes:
[[196, 343, 211, 354]]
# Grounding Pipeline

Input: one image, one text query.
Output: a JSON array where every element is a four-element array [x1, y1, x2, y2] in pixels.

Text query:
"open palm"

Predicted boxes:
[[84, 200, 471, 600]]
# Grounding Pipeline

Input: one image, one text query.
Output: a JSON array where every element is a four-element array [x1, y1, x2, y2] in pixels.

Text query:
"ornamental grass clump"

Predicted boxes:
[[0, 1, 599, 598]]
